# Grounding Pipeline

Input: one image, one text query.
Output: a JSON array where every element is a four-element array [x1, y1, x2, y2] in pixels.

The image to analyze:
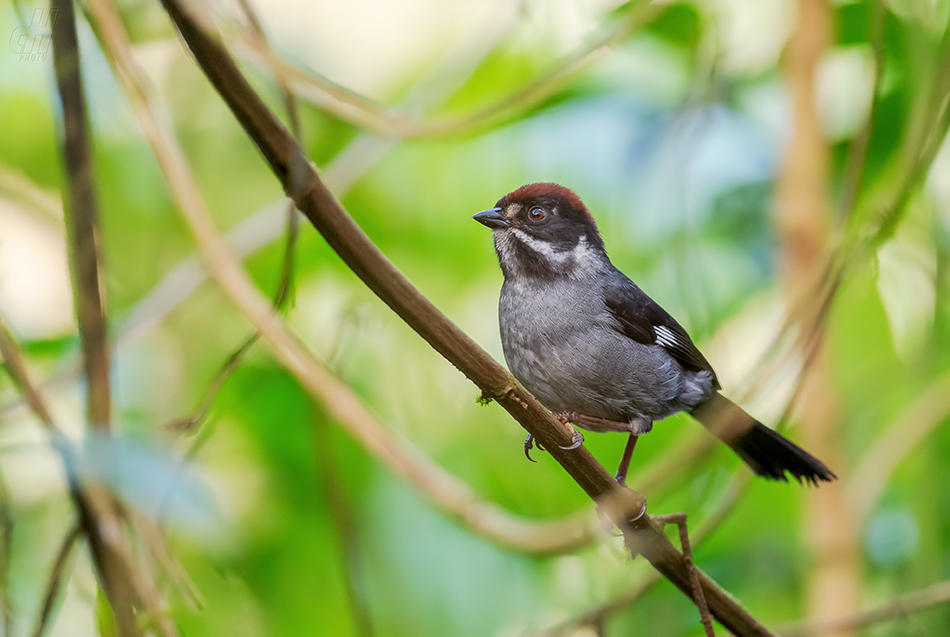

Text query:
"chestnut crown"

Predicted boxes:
[[474, 183, 609, 279], [499, 183, 602, 246]]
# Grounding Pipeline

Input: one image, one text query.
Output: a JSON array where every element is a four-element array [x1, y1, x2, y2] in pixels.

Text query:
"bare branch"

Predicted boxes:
[[0, 310, 63, 437], [848, 370, 950, 523], [230, 1, 660, 140], [51, 0, 110, 433], [0, 465, 12, 637], [164, 0, 302, 435], [653, 513, 715, 636], [166, 334, 259, 432], [86, 0, 602, 556], [31, 524, 81, 637], [541, 471, 754, 636], [837, 0, 885, 223], [777, 0, 859, 630], [0, 163, 63, 223], [157, 2, 775, 633], [868, 28, 950, 247], [777, 579, 950, 636], [0, 312, 175, 637], [48, 1, 149, 631]]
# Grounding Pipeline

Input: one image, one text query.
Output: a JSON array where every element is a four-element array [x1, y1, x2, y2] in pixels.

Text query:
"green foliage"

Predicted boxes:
[[95, 588, 116, 637], [646, 3, 702, 50], [2, 0, 950, 635]]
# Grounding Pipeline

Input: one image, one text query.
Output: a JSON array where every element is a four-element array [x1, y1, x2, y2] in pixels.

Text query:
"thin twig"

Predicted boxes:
[[166, 335, 259, 432], [0, 465, 12, 637], [86, 0, 601, 556], [31, 524, 82, 637], [837, 0, 885, 223], [0, 312, 175, 637], [232, 0, 660, 140], [734, 0, 950, 445], [49, 1, 144, 631], [732, 11, 946, 412], [51, 0, 110, 433], [777, 579, 950, 636], [158, 2, 776, 633], [128, 511, 204, 612], [541, 470, 754, 636], [868, 26, 950, 247], [654, 513, 715, 636], [157, 418, 217, 528], [542, 572, 661, 637], [848, 370, 950, 523], [0, 163, 64, 223], [163, 0, 302, 435]]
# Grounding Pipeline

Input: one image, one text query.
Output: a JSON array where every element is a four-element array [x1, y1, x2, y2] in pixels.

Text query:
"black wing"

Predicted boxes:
[[603, 271, 720, 389]]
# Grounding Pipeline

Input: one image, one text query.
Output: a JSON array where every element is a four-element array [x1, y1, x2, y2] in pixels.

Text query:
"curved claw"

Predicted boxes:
[[559, 425, 585, 450], [524, 434, 537, 463]]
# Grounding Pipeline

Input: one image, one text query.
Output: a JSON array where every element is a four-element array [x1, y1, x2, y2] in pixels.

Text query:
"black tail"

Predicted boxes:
[[691, 393, 836, 485]]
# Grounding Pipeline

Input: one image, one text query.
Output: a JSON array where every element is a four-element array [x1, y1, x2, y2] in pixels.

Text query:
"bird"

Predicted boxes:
[[473, 182, 836, 486]]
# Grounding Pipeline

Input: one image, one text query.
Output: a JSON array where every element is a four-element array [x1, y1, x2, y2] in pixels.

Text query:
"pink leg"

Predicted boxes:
[[615, 433, 639, 485]]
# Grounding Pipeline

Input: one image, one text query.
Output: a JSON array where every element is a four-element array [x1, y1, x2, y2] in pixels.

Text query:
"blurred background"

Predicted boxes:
[[1, 0, 949, 635]]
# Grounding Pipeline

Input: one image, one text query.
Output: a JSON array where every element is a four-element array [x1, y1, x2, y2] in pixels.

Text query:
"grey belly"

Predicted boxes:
[[502, 322, 686, 425]]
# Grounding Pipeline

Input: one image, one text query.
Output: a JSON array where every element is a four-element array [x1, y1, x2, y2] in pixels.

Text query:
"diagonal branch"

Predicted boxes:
[[31, 524, 82, 637], [0, 312, 174, 637], [541, 470, 755, 636], [157, 1, 774, 633], [0, 465, 11, 637], [45, 3, 176, 632], [51, 0, 110, 433], [48, 0, 139, 630], [230, 0, 659, 140], [848, 370, 950, 523], [164, 0, 301, 435], [85, 0, 600, 555], [777, 579, 950, 636], [0, 164, 64, 223]]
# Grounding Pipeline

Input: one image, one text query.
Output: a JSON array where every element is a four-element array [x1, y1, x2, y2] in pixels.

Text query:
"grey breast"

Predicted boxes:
[[499, 278, 687, 424]]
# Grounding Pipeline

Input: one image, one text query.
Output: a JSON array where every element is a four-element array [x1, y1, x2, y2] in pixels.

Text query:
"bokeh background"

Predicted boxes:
[[1, 0, 950, 635]]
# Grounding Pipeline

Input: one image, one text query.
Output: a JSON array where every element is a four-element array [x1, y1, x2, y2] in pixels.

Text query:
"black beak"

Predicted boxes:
[[472, 207, 509, 230]]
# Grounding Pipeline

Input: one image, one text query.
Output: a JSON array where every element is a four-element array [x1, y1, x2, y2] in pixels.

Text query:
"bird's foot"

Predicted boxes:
[[524, 434, 536, 462], [552, 414, 585, 450], [561, 423, 585, 450], [524, 434, 544, 462], [524, 418, 584, 462]]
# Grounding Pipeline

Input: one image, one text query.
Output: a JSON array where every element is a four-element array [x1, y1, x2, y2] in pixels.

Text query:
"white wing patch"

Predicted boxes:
[[654, 325, 681, 349]]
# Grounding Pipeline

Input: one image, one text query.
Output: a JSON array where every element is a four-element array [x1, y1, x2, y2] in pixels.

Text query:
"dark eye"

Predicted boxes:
[[528, 206, 546, 222]]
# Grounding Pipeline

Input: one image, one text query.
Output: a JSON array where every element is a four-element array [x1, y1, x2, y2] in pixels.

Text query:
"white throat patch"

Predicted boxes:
[[504, 230, 598, 277]]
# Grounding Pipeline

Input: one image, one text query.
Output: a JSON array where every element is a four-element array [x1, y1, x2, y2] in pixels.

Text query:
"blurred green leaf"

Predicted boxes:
[[95, 587, 117, 637]]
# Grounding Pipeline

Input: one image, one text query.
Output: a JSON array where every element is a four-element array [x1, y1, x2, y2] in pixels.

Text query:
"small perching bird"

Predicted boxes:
[[473, 183, 836, 486]]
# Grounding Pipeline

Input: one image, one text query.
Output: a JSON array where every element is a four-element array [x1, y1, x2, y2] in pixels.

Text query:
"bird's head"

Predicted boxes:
[[473, 183, 608, 280]]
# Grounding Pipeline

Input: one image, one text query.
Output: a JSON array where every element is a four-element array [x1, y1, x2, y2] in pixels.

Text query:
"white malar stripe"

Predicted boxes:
[[511, 228, 563, 262], [510, 230, 594, 269]]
